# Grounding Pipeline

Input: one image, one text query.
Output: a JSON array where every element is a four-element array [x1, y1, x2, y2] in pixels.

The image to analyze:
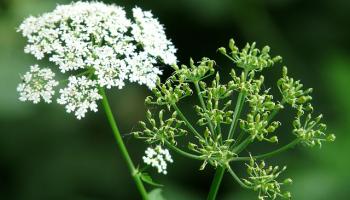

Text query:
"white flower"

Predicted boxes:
[[57, 76, 102, 120], [131, 7, 177, 65], [92, 46, 129, 89], [17, 65, 58, 104], [18, 1, 177, 119], [18, 1, 176, 90], [126, 52, 162, 89], [143, 145, 173, 174]]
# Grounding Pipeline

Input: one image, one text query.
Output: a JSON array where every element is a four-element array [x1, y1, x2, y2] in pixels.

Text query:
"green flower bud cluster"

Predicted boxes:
[[293, 106, 335, 147], [228, 69, 269, 95], [218, 39, 282, 71], [239, 78, 284, 142], [172, 57, 215, 82], [240, 112, 281, 143], [134, 38, 335, 200], [278, 67, 313, 107], [188, 128, 236, 170], [134, 110, 187, 145], [246, 82, 284, 115], [145, 78, 192, 106], [195, 73, 234, 128], [228, 69, 249, 92], [243, 157, 292, 200]]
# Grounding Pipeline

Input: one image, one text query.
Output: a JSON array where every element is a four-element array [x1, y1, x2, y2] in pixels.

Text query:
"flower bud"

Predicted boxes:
[[284, 178, 293, 184], [218, 47, 226, 54], [327, 134, 336, 142], [270, 136, 278, 143], [229, 39, 235, 50], [188, 142, 197, 150]]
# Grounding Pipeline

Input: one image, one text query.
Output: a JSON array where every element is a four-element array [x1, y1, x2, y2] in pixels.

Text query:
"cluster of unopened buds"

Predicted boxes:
[[135, 38, 335, 199]]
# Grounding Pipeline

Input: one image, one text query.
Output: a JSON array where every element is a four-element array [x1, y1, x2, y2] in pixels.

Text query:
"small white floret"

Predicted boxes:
[[57, 76, 102, 119], [17, 65, 58, 104], [143, 145, 173, 174]]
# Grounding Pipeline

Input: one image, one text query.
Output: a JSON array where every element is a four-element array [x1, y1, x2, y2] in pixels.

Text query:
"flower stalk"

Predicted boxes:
[[100, 88, 149, 200]]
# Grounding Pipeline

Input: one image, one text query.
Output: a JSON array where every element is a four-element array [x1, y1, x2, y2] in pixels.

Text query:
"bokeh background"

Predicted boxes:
[[1, 0, 349, 199]]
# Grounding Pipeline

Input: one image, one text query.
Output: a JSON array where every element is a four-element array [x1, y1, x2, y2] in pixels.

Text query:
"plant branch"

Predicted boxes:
[[194, 81, 215, 134], [232, 136, 253, 154], [172, 103, 204, 140], [227, 91, 246, 139], [100, 88, 149, 200], [164, 140, 203, 160], [207, 70, 247, 200], [206, 166, 226, 200], [233, 138, 301, 161], [227, 166, 251, 189], [267, 100, 286, 123]]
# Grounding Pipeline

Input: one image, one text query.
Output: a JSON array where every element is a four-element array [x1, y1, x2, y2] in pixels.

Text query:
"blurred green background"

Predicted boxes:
[[0, 0, 349, 199]]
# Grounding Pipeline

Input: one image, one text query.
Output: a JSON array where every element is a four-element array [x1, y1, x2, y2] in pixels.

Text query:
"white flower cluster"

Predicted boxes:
[[17, 65, 58, 104], [143, 145, 173, 174], [17, 1, 176, 119], [57, 76, 102, 119]]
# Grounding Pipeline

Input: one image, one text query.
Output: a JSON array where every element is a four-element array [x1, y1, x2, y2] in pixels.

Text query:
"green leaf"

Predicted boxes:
[[148, 188, 166, 200], [140, 173, 164, 187]]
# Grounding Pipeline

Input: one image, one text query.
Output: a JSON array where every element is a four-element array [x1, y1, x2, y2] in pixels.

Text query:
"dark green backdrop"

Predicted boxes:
[[1, 0, 349, 199]]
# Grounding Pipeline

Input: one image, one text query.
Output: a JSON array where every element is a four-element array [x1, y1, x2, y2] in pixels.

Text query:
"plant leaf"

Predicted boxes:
[[140, 173, 164, 187]]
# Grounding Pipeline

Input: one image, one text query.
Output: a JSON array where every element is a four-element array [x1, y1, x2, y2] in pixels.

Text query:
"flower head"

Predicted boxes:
[[143, 145, 173, 174], [17, 1, 177, 119], [243, 157, 292, 200], [17, 65, 58, 104]]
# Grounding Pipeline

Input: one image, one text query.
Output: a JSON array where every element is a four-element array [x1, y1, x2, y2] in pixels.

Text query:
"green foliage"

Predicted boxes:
[[133, 38, 335, 199]]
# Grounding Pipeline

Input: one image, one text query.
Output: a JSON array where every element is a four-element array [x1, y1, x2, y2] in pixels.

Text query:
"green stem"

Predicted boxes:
[[232, 136, 253, 154], [207, 71, 247, 200], [172, 103, 204, 140], [227, 166, 250, 189], [207, 166, 226, 200], [194, 81, 215, 134], [221, 52, 236, 63], [100, 88, 149, 200], [164, 140, 203, 160], [234, 138, 301, 161], [227, 91, 246, 139], [267, 100, 285, 123]]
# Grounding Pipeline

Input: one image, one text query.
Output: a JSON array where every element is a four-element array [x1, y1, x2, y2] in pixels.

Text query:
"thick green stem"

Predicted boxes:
[[207, 166, 226, 200], [100, 89, 149, 200]]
